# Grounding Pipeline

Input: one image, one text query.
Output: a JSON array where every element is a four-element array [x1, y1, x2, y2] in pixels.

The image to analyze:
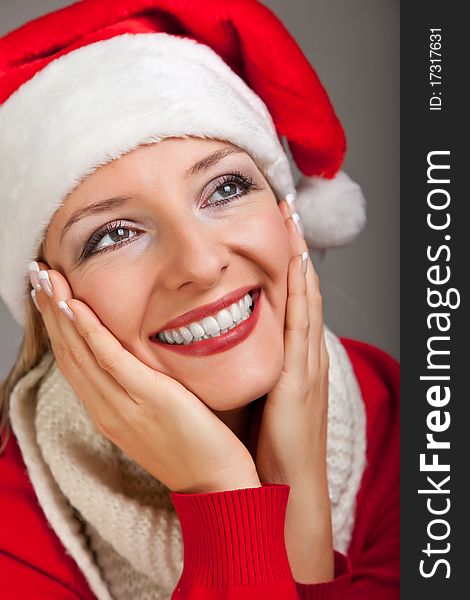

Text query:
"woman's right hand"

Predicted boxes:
[[32, 263, 261, 494]]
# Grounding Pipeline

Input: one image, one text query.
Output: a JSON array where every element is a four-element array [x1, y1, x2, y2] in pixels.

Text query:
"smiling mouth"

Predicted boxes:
[[150, 289, 260, 346]]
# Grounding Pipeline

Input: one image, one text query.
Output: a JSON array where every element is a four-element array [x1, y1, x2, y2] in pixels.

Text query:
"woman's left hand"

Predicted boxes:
[[254, 198, 333, 583]]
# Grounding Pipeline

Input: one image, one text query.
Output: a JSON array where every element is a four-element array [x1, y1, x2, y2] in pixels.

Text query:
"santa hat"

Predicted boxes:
[[0, 0, 366, 327]]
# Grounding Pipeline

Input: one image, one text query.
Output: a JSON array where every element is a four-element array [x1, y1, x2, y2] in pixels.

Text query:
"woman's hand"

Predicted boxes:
[[254, 199, 333, 583], [31, 263, 260, 495]]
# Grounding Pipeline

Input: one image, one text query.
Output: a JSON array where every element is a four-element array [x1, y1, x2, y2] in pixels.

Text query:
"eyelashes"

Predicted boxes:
[[79, 219, 140, 262], [79, 171, 259, 261], [200, 171, 257, 208]]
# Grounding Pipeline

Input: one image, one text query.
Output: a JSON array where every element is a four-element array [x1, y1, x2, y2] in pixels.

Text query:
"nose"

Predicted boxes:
[[159, 217, 231, 291]]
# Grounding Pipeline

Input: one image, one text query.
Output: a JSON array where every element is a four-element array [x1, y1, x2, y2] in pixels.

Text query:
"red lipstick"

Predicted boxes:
[[149, 288, 262, 356], [153, 285, 257, 333]]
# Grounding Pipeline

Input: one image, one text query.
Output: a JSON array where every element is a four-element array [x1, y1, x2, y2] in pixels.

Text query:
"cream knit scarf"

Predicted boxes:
[[9, 326, 366, 600]]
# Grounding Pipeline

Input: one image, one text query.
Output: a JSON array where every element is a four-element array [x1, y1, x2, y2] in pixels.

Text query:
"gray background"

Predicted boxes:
[[0, 0, 399, 382]]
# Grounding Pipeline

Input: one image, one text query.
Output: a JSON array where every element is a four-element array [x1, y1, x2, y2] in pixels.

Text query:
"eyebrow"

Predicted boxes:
[[60, 195, 132, 245], [60, 147, 245, 244], [184, 147, 244, 178]]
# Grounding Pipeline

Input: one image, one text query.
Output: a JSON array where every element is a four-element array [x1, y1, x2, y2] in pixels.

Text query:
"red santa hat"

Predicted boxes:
[[0, 0, 366, 327]]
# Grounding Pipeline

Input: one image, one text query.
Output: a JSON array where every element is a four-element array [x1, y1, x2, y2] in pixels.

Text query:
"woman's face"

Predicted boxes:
[[43, 137, 293, 411]]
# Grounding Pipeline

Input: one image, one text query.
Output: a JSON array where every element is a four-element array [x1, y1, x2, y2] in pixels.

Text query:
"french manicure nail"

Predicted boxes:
[[28, 261, 41, 290], [285, 193, 298, 215], [30, 289, 41, 313], [38, 270, 53, 297], [58, 300, 75, 321], [301, 251, 309, 276], [291, 212, 305, 238]]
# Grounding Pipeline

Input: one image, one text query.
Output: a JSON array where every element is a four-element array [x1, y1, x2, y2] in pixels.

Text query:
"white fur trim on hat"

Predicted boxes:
[[296, 171, 366, 249]]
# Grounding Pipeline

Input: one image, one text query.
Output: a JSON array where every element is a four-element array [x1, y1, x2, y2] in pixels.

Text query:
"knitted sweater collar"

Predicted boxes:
[[9, 326, 366, 600]]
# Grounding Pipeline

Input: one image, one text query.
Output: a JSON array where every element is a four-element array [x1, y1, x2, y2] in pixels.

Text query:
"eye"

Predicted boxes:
[[94, 225, 137, 250], [214, 182, 239, 200], [201, 172, 257, 208], [80, 220, 142, 261]]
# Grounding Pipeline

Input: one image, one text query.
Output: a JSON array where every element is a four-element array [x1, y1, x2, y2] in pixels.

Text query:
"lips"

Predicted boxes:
[[150, 285, 259, 335], [149, 288, 262, 356]]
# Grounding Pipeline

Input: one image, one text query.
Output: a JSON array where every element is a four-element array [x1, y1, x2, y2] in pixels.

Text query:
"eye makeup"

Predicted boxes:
[[199, 171, 259, 208], [78, 219, 144, 262], [76, 168, 262, 262]]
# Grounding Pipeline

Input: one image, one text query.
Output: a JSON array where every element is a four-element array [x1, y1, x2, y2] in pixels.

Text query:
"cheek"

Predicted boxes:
[[70, 263, 150, 344], [240, 204, 293, 304], [221, 197, 292, 266]]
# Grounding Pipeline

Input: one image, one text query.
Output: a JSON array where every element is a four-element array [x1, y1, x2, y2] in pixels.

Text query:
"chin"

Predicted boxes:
[[196, 311, 285, 410], [188, 353, 283, 412]]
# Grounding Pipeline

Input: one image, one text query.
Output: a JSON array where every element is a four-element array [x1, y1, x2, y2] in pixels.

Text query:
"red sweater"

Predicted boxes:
[[0, 338, 399, 599]]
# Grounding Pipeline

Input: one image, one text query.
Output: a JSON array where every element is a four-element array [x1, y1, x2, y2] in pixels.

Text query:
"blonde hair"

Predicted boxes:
[[0, 252, 50, 454]]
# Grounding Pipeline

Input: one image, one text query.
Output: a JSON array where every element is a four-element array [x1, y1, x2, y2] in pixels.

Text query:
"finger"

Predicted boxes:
[[278, 197, 291, 221], [319, 329, 329, 381], [32, 264, 132, 432], [32, 264, 70, 363], [283, 209, 323, 369], [65, 293, 175, 405], [318, 330, 330, 432], [35, 266, 182, 418], [281, 251, 310, 381], [279, 200, 318, 379], [279, 199, 306, 258], [45, 269, 129, 413], [33, 264, 90, 375], [280, 203, 324, 373], [305, 255, 324, 374]]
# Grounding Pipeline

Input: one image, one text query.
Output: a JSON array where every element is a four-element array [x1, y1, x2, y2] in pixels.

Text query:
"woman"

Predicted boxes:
[[0, 1, 399, 598]]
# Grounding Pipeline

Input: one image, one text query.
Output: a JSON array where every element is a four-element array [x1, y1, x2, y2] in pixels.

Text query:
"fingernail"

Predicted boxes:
[[285, 193, 298, 215], [58, 300, 75, 321], [301, 251, 309, 275], [291, 212, 305, 238], [28, 261, 41, 290], [30, 289, 41, 313], [38, 270, 53, 297]]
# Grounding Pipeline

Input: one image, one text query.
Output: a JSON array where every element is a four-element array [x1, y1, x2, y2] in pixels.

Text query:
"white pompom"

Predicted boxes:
[[295, 171, 366, 249]]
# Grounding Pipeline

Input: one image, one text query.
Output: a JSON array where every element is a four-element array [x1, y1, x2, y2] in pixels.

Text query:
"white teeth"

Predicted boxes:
[[163, 331, 175, 344], [155, 291, 256, 346], [189, 322, 205, 339], [179, 326, 193, 343], [201, 316, 220, 335], [172, 329, 184, 344], [229, 303, 242, 322], [216, 308, 234, 330]]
